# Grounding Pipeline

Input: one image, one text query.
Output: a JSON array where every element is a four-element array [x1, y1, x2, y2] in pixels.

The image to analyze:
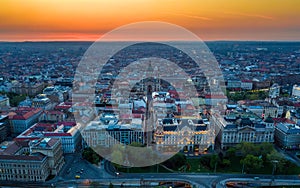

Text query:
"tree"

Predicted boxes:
[[129, 142, 144, 147], [240, 154, 263, 173], [221, 159, 231, 168], [267, 150, 283, 162], [257, 142, 274, 158], [236, 142, 256, 157], [163, 152, 187, 170], [209, 154, 219, 171], [82, 147, 102, 165], [199, 155, 211, 169], [226, 147, 236, 158]]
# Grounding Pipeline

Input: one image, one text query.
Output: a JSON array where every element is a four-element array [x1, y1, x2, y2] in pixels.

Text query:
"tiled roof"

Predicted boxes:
[[10, 107, 42, 120], [0, 152, 46, 161]]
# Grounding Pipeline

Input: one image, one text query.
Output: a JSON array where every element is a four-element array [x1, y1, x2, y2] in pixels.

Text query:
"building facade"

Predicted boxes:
[[0, 141, 50, 182], [10, 107, 42, 135], [0, 154, 49, 182], [275, 123, 300, 149], [292, 84, 300, 98], [220, 117, 275, 149], [154, 118, 211, 153], [30, 138, 65, 175], [82, 121, 144, 148]]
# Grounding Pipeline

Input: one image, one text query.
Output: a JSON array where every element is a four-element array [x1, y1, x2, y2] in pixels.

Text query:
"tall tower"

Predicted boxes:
[[144, 63, 155, 146]]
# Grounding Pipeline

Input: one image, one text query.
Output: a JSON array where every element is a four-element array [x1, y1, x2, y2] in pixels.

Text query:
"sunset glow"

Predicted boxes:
[[1, 0, 300, 41]]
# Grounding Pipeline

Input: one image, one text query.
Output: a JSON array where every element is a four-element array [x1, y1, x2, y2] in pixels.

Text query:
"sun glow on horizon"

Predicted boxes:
[[0, 0, 300, 41]]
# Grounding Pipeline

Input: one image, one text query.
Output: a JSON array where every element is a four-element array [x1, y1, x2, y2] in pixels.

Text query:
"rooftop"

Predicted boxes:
[[9, 107, 42, 120]]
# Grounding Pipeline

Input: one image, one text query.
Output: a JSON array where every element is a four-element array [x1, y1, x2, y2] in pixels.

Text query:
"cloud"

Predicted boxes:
[[165, 12, 212, 21], [224, 11, 274, 20]]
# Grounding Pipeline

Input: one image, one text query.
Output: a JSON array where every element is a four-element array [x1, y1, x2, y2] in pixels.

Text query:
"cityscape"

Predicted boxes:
[[1, 1, 300, 188]]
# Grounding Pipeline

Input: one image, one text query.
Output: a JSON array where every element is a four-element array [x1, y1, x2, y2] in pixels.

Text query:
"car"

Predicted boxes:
[[75, 175, 80, 179]]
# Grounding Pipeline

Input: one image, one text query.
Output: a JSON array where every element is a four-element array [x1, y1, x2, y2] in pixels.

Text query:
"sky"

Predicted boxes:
[[0, 0, 300, 41]]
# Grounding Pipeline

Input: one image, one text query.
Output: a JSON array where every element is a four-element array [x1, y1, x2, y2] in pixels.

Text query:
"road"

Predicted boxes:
[[1, 154, 300, 188]]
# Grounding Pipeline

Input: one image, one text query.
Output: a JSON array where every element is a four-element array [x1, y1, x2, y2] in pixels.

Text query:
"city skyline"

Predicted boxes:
[[1, 0, 300, 41]]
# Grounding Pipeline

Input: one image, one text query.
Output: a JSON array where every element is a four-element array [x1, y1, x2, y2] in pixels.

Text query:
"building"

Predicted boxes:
[[0, 123, 7, 143], [220, 117, 275, 149], [0, 115, 9, 141], [82, 114, 144, 148], [32, 94, 52, 110], [43, 86, 71, 103], [205, 94, 228, 106], [269, 83, 280, 98], [16, 122, 81, 153], [11, 82, 44, 97], [0, 141, 49, 182], [9, 107, 42, 135], [292, 84, 300, 98], [154, 118, 211, 153], [253, 80, 271, 90], [275, 123, 300, 149], [245, 101, 278, 120], [39, 110, 66, 122], [263, 105, 279, 119], [30, 138, 64, 175], [227, 79, 241, 90], [241, 80, 253, 90], [0, 95, 10, 107], [211, 104, 275, 150]]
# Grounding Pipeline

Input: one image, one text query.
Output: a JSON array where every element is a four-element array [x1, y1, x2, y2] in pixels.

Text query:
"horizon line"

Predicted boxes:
[[1, 39, 300, 43]]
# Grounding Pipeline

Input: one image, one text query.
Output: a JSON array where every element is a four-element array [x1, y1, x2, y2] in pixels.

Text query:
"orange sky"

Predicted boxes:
[[0, 0, 300, 41]]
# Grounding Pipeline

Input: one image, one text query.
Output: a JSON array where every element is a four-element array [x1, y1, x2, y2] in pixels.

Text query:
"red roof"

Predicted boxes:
[[10, 107, 42, 120], [294, 103, 300, 108], [44, 132, 71, 137], [132, 113, 142, 118], [205, 94, 227, 99], [242, 80, 252, 83], [44, 110, 64, 115], [57, 121, 76, 127], [120, 114, 131, 119], [273, 118, 295, 125]]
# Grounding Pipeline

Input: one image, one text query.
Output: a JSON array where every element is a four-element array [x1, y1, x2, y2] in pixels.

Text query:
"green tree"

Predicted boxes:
[[82, 147, 102, 165], [257, 142, 274, 158], [266, 150, 283, 162], [240, 154, 263, 173], [236, 142, 256, 157], [226, 147, 236, 158], [209, 154, 219, 172], [129, 142, 144, 147], [163, 152, 187, 170], [221, 159, 231, 168]]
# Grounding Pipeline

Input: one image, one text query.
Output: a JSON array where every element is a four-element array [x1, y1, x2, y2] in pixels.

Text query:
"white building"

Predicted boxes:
[[275, 123, 300, 149], [220, 117, 275, 149], [292, 85, 300, 98], [154, 118, 211, 153], [269, 83, 280, 98], [16, 122, 82, 154], [241, 80, 253, 90], [82, 115, 144, 148]]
